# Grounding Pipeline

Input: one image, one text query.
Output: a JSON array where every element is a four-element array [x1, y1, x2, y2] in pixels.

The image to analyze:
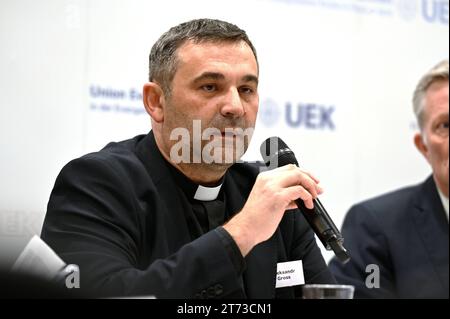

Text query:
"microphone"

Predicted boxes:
[[260, 137, 350, 264]]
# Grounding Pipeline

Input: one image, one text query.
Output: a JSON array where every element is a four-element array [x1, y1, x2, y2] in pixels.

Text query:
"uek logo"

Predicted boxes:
[[397, 0, 449, 25], [259, 98, 336, 130]]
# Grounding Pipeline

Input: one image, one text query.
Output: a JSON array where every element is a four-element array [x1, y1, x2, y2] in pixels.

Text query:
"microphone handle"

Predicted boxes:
[[294, 198, 350, 264]]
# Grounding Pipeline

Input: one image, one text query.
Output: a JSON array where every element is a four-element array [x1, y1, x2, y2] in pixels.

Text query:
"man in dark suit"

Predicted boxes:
[[329, 60, 449, 298], [41, 19, 335, 298]]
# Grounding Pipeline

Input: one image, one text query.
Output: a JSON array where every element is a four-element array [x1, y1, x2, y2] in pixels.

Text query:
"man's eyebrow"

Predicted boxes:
[[192, 72, 225, 84], [242, 74, 259, 86], [434, 113, 450, 121], [192, 72, 259, 85]]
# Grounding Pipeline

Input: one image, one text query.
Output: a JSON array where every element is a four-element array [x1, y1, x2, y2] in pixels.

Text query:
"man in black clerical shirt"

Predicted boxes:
[[41, 18, 335, 298]]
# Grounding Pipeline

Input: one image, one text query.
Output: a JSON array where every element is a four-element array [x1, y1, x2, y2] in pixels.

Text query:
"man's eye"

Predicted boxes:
[[239, 86, 254, 94], [201, 84, 216, 92], [435, 120, 449, 136], [437, 121, 449, 129]]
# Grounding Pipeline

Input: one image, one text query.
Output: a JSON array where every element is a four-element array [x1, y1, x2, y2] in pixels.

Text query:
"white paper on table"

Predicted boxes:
[[11, 235, 66, 280]]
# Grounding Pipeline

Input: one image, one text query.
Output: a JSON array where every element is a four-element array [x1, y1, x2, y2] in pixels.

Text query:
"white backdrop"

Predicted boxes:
[[1, 0, 448, 265]]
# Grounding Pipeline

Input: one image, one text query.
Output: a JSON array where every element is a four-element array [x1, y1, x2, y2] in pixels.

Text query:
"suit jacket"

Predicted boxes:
[[41, 131, 334, 298], [329, 176, 449, 298]]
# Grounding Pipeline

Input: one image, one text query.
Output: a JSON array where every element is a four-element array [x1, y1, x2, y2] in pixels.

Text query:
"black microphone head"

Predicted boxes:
[[260, 137, 299, 168]]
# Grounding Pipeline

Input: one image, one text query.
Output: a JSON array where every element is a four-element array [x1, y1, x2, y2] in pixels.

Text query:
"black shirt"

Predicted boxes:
[[165, 161, 246, 277]]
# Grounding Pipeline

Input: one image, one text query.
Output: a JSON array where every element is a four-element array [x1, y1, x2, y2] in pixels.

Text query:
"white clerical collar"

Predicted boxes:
[[437, 187, 449, 223], [194, 184, 223, 201]]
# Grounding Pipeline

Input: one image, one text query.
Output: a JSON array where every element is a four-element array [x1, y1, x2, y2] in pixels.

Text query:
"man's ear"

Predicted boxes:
[[143, 82, 165, 123], [414, 132, 430, 162]]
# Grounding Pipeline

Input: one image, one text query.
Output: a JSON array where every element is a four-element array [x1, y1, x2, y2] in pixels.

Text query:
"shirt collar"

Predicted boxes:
[[194, 184, 223, 201], [166, 162, 224, 202]]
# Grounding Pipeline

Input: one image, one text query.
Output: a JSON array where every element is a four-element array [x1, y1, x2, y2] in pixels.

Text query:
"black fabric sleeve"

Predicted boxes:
[[215, 226, 246, 275], [41, 156, 245, 298]]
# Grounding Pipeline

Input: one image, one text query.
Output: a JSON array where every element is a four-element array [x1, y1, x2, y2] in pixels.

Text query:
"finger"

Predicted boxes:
[[286, 201, 298, 210], [300, 170, 324, 195], [303, 170, 320, 184], [283, 185, 314, 209], [302, 171, 324, 195], [272, 163, 298, 173], [317, 185, 324, 195], [273, 166, 321, 186], [277, 169, 319, 199]]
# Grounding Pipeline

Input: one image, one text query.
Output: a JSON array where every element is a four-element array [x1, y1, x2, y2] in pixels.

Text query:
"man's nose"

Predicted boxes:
[[220, 88, 245, 119]]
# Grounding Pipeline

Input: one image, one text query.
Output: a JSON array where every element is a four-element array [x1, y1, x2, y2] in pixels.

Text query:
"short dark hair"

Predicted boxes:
[[148, 18, 258, 95]]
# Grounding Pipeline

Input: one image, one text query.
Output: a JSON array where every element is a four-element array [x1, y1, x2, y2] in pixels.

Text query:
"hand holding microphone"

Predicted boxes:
[[223, 152, 324, 257], [224, 136, 349, 263], [260, 137, 350, 263]]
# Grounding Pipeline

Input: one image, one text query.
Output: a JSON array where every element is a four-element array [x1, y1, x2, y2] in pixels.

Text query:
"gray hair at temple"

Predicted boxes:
[[148, 18, 258, 96], [413, 60, 449, 129]]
